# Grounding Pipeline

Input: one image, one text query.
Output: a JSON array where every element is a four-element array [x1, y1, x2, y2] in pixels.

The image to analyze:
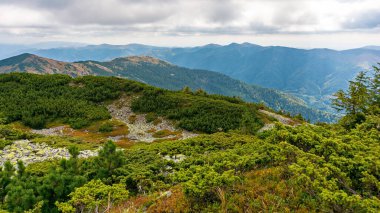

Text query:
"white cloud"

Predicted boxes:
[[0, 5, 53, 27], [0, 0, 380, 48]]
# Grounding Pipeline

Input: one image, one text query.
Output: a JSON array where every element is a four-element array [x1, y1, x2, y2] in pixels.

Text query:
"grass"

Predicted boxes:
[[0, 139, 13, 150], [32, 136, 98, 150], [19, 119, 132, 150], [129, 115, 137, 124], [67, 119, 129, 144], [152, 129, 181, 138], [115, 139, 135, 149], [10, 122, 31, 131]]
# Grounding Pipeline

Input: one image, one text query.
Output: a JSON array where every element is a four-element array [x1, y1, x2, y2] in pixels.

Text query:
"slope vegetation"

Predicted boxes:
[[0, 69, 378, 212], [0, 54, 334, 122], [0, 73, 269, 134], [31, 43, 380, 113]]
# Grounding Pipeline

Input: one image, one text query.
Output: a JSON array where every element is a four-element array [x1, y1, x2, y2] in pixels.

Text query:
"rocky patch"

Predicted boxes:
[[0, 140, 98, 167], [107, 97, 197, 142], [31, 126, 71, 136], [258, 109, 300, 132]]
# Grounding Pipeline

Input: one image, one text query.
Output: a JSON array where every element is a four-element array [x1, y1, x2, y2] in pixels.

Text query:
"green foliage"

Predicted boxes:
[[0, 67, 379, 212], [0, 73, 145, 129], [0, 73, 266, 133], [0, 140, 12, 150], [145, 112, 158, 123], [56, 180, 128, 213], [174, 165, 238, 202], [0, 120, 379, 212], [32, 136, 98, 151], [95, 141, 125, 184], [0, 124, 35, 149], [0, 125, 34, 141], [333, 66, 380, 129], [98, 122, 114, 133], [333, 71, 370, 114], [131, 89, 263, 133]]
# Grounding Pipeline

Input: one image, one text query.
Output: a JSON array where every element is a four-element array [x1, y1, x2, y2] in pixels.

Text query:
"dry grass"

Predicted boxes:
[[111, 186, 189, 213], [63, 119, 130, 145], [10, 122, 31, 131], [152, 129, 181, 138], [152, 118, 162, 125], [128, 115, 137, 124], [146, 128, 156, 133]]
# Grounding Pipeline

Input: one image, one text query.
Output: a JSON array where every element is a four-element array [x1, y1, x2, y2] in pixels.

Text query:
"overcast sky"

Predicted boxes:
[[0, 0, 380, 49]]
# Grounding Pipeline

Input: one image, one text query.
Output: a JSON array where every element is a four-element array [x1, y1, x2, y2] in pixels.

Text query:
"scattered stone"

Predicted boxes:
[[160, 191, 172, 198], [31, 126, 72, 136], [162, 154, 186, 163], [108, 97, 197, 142], [107, 135, 125, 142], [0, 140, 99, 167], [258, 109, 300, 132], [259, 110, 296, 125], [258, 123, 275, 132]]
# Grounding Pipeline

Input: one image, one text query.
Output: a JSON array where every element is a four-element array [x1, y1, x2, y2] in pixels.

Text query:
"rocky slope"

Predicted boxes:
[[0, 140, 98, 167], [107, 96, 197, 142]]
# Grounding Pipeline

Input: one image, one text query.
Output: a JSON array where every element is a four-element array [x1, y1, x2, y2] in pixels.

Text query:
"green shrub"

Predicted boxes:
[[145, 113, 158, 123], [0, 139, 12, 150], [99, 122, 114, 132]]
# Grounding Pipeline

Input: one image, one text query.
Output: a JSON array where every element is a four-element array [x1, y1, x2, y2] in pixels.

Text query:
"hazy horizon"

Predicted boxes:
[[1, 40, 380, 52], [1, 0, 380, 50]]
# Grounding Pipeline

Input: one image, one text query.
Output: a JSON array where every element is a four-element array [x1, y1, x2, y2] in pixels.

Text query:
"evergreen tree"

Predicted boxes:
[[95, 141, 125, 184], [0, 161, 14, 203], [332, 71, 370, 115], [182, 86, 192, 94], [369, 65, 380, 113]]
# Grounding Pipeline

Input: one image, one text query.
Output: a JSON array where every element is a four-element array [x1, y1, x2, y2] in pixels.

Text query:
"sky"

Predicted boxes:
[[0, 0, 380, 49]]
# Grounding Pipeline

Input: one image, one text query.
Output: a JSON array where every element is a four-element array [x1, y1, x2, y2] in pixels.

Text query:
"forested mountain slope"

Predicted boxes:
[[0, 73, 272, 133], [29, 43, 380, 113], [0, 66, 378, 212], [0, 54, 334, 122], [30, 43, 380, 95]]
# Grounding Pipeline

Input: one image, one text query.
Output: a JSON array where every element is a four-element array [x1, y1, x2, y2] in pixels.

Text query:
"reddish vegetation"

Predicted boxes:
[[111, 186, 188, 213]]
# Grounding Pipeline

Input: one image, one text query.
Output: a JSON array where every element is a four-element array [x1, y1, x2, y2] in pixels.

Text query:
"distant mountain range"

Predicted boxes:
[[0, 42, 87, 60], [11, 43, 377, 112], [0, 53, 335, 122], [362, 46, 380, 51]]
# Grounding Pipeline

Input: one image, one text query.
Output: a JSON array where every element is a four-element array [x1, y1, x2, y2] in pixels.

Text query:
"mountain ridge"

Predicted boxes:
[[0, 53, 335, 122], [28, 42, 380, 95]]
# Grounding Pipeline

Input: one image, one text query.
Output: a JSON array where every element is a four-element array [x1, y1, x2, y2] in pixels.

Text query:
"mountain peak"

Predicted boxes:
[[361, 45, 380, 51], [0, 53, 45, 66], [112, 55, 171, 66], [0, 53, 95, 76], [226, 42, 262, 48]]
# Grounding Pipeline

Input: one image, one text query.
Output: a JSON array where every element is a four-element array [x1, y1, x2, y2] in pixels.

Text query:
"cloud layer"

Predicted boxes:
[[0, 0, 379, 47]]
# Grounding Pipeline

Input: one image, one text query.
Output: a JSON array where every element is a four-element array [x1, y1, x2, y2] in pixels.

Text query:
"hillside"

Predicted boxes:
[[0, 72, 280, 132], [0, 53, 94, 76], [29, 43, 380, 113], [0, 54, 334, 122], [0, 68, 379, 212]]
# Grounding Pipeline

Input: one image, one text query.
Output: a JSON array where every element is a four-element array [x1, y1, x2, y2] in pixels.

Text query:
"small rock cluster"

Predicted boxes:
[[108, 98, 197, 142], [258, 109, 300, 132], [31, 126, 72, 136], [259, 109, 296, 125], [162, 154, 186, 163], [0, 140, 98, 167]]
